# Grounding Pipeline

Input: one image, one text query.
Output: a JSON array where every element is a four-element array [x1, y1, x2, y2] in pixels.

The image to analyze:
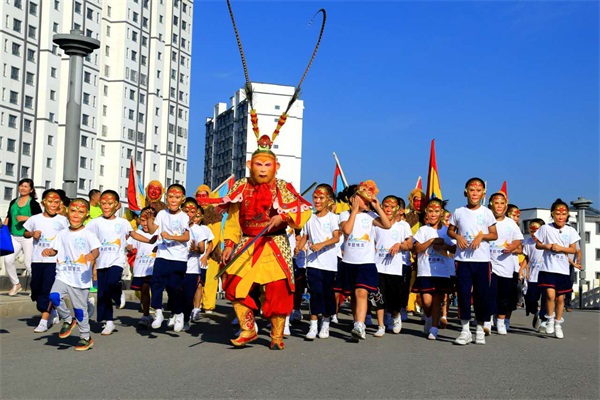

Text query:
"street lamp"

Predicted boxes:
[[52, 30, 100, 199], [571, 197, 592, 309]]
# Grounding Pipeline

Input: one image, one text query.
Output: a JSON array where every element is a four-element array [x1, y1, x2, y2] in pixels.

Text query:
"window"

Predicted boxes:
[[78, 178, 86, 190], [8, 115, 17, 128], [5, 163, 15, 176], [85, 29, 92, 38], [106, 26, 111, 37], [83, 92, 90, 105], [107, 6, 111, 17], [105, 45, 110, 57], [126, 148, 133, 159], [46, 158, 53, 168], [13, 19, 22, 33], [132, 31, 138, 42], [153, 163, 157, 172], [169, 105, 174, 115], [53, 22, 58, 33], [159, 15, 164, 24], [80, 157, 87, 168], [168, 141, 173, 152], [143, 17, 148, 28], [15, 0, 22, 9], [75, 2, 82, 14], [139, 93, 145, 104], [585, 232, 590, 243], [100, 165, 104, 176], [181, 38, 186, 48], [137, 132, 144, 142], [132, 12, 138, 23], [176, 162, 181, 172], [22, 142, 31, 156], [182, 2, 187, 12], [48, 135, 54, 145], [173, 16, 179, 26], [81, 135, 88, 147], [9, 91, 18, 105], [158, 52, 162, 61], [104, 65, 110, 77], [84, 71, 91, 83], [49, 112, 55, 122], [29, 2, 37, 16], [11, 42, 21, 56], [86, 8, 93, 20], [11, 66, 19, 80], [136, 151, 142, 161], [82, 114, 89, 126], [54, 0, 59, 11], [51, 45, 58, 55], [7, 139, 16, 152], [131, 50, 137, 62], [176, 144, 182, 154], [24, 95, 33, 109], [167, 160, 173, 170], [141, 55, 147, 66], [100, 145, 105, 156], [171, 69, 176, 79], [138, 113, 144, 123], [51, 68, 57, 78], [4, 187, 14, 201], [128, 109, 134, 120], [26, 72, 34, 85], [21, 166, 29, 178], [173, 33, 178, 44], [45, 181, 51, 189], [142, 36, 148, 47], [50, 90, 56, 100], [596, 249, 600, 261], [28, 25, 37, 39], [182, 21, 187, 31]]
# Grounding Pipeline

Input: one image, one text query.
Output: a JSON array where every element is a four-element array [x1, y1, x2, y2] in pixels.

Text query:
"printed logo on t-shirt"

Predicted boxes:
[[53, 221, 65, 230], [137, 251, 156, 265], [360, 218, 371, 230], [114, 223, 124, 234], [490, 240, 509, 256], [476, 213, 486, 227], [74, 237, 88, 251], [60, 254, 87, 272], [100, 238, 121, 252], [170, 219, 183, 236], [347, 233, 369, 249], [38, 234, 55, 249]]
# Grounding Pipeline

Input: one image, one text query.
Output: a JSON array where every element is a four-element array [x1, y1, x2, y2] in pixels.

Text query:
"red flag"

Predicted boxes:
[[127, 158, 145, 212], [332, 152, 348, 193], [425, 139, 443, 201]]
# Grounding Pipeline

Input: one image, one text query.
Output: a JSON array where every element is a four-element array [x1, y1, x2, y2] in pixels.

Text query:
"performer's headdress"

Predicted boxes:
[[226, 0, 326, 160]]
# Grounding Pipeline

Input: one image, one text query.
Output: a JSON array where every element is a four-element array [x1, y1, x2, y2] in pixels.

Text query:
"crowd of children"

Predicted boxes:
[[2, 177, 582, 351]]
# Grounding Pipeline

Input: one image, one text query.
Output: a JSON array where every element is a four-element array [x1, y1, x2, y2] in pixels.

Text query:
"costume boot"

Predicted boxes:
[[230, 302, 258, 347], [269, 315, 286, 350]]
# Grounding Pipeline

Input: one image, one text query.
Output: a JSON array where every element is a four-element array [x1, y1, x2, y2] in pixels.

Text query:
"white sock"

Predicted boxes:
[[497, 318, 505, 327], [476, 324, 484, 333], [38, 319, 48, 327], [461, 320, 470, 332], [310, 319, 318, 328]]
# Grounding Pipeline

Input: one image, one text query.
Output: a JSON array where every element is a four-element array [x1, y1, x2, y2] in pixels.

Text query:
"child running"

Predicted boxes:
[[42, 198, 100, 351], [334, 181, 391, 341], [448, 178, 498, 345], [521, 218, 547, 332], [23, 189, 69, 333], [535, 199, 581, 339], [412, 198, 456, 340], [297, 184, 340, 340]]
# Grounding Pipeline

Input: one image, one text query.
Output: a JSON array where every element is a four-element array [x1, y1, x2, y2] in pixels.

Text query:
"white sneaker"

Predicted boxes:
[[87, 297, 95, 319], [454, 331, 472, 345], [117, 292, 126, 309], [204, 310, 213, 314], [483, 321, 492, 336], [351, 322, 366, 340], [475, 330, 486, 344], [423, 317, 432, 335], [33, 320, 49, 333], [428, 327, 438, 340], [306, 321, 318, 340], [497, 320, 507, 335], [539, 321, 547, 334], [373, 325, 385, 338], [101, 321, 116, 336], [318, 320, 330, 339], [365, 315, 373, 326], [392, 316, 402, 334], [152, 309, 164, 329], [554, 323, 564, 339], [167, 315, 176, 328], [138, 315, 153, 327], [191, 308, 201, 323], [546, 319, 555, 335], [290, 309, 302, 322], [8, 283, 22, 296], [284, 322, 291, 336], [330, 314, 339, 324], [173, 313, 184, 332]]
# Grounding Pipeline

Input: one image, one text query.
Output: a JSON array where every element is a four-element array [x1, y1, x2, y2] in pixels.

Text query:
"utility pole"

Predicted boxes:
[[571, 197, 592, 309]]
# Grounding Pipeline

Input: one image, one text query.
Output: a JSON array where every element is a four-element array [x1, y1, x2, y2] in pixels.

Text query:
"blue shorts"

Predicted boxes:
[[538, 271, 573, 295], [130, 276, 151, 290], [333, 262, 378, 295], [412, 276, 454, 294]]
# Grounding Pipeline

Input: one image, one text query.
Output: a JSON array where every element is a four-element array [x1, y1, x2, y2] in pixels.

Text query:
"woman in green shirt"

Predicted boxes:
[[3, 179, 41, 296]]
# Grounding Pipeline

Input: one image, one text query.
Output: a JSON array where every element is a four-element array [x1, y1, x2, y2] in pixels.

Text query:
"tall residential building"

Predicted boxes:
[[0, 0, 193, 213], [204, 82, 304, 190]]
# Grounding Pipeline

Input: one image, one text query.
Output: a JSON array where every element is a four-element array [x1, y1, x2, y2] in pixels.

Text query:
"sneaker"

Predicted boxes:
[[539, 321, 547, 334], [392, 316, 402, 334], [290, 309, 303, 323], [90, 286, 98, 293], [318, 321, 330, 339], [101, 321, 115, 336], [151, 309, 164, 329], [428, 327, 438, 340], [167, 315, 176, 328], [87, 297, 95, 319], [330, 314, 339, 324], [191, 308, 201, 323], [555, 323, 564, 339], [400, 308, 408, 322], [50, 309, 59, 326], [351, 322, 367, 340], [173, 313, 184, 332], [546, 319, 555, 335], [365, 315, 374, 326], [439, 316, 448, 329], [423, 317, 432, 335], [74, 337, 94, 351], [117, 292, 126, 309], [138, 315, 153, 328], [284, 323, 291, 336], [497, 322, 507, 335], [33, 320, 49, 333], [475, 330, 486, 344], [454, 331, 472, 345], [483, 321, 492, 336], [59, 320, 77, 339], [373, 325, 385, 338], [306, 322, 318, 340], [8, 283, 22, 296]]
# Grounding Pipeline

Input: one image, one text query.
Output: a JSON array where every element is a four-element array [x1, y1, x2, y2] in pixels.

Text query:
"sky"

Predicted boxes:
[[187, 1, 599, 211]]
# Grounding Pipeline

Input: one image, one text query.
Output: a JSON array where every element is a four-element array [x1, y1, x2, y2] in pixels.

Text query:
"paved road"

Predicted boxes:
[[1, 299, 598, 399]]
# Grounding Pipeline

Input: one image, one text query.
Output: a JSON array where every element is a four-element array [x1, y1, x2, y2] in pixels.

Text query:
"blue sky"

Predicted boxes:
[[188, 1, 599, 211]]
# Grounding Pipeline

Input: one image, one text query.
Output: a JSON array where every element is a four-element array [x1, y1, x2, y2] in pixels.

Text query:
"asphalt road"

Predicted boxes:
[[1, 300, 598, 399]]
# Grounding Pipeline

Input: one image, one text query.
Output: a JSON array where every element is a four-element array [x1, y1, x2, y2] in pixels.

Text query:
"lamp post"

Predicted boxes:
[[52, 30, 100, 199], [570, 197, 592, 309]]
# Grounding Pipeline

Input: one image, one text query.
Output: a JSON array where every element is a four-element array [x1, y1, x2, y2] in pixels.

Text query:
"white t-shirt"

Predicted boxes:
[[535, 223, 580, 276], [51, 227, 101, 289], [489, 218, 524, 278], [301, 212, 340, 272], [155, 210, 190, 262], [374, 221, 412, 275], [23, 214, 69, 263], [126, 230, 156, 277], [523, 237, 544, 283], [414, 225, 455, 278], [449, 206, 497, 262], [399, 220, 413, 267], [186, 224, 214, 274], [86, 217, 132, 269], [340, 210, 378, 264]]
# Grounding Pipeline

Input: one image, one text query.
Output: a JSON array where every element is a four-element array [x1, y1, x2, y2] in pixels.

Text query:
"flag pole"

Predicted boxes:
[[333, 152, 349, 188], [211, 174, 235, 194]]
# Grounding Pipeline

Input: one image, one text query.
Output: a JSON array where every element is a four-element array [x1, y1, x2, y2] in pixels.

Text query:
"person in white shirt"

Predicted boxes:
[[487, 192, 524, 335], [296, 184, 340, 340], [448, 178, 498, 346], [333, 181, 391, 341], [43, 198, 100, 351], [521, 218, 547, 332], [535, 199, 581, 339], [23, 189, 69, 333], [413, 198, 456, 340]]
